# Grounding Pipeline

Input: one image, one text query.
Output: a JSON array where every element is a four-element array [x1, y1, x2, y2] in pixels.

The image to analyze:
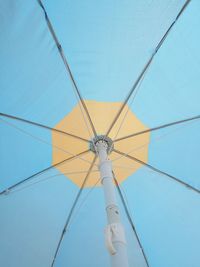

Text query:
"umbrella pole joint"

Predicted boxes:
[[95, 139, 129, 267]]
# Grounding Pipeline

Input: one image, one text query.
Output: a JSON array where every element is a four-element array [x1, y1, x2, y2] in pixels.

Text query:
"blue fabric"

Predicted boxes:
[[0, 0, 200, 266]]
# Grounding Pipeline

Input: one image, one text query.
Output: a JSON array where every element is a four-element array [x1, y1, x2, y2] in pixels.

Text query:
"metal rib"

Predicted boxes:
[[106, 57, 153, 137], [37, 0, 97, 137], [0, 112, 88, 142], [0, 150, 90, 195], [115, 115, 200, 142], [113, 149, 200, 195], [7, 170, 99, 195], [51, 155, 97, 267], [0, 117, 96, 167], [113, 172, 150, 267], [106, 0, 191, 137]]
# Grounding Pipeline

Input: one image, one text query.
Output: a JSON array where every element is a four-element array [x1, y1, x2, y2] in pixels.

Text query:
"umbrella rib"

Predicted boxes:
[[0, 112, 88, 143], [105, 0, 191, 137], [0, 150, 90, 195], [37, 0, 97, 137], [50, 155, 97, 267], [113, 172, 150, 267], [113, 149, 200, 195], [115, 115, 200, 142], [0, 117, 96, 167], [7, 170, 99, 195]]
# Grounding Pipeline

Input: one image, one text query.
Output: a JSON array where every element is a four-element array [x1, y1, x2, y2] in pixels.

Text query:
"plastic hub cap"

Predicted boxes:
[[89, 135, 114, 154]]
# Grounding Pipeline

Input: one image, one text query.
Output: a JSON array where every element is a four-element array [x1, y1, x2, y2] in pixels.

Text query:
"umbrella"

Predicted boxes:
[[1, 0, 200, 266]]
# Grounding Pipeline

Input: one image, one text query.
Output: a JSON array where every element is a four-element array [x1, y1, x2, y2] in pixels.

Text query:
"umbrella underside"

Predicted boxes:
[[1, 0, 200, 267]]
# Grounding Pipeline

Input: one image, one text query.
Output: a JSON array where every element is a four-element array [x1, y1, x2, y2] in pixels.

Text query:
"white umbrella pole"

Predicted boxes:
[[96, 140, 129, 267]]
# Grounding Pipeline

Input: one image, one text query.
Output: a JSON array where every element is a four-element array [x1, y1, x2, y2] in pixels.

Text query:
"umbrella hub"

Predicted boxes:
[[89, 135, 114, 154]]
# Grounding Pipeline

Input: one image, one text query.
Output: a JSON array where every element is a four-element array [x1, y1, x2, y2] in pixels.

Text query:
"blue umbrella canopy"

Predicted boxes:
[[0, 0, 200, 266]]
